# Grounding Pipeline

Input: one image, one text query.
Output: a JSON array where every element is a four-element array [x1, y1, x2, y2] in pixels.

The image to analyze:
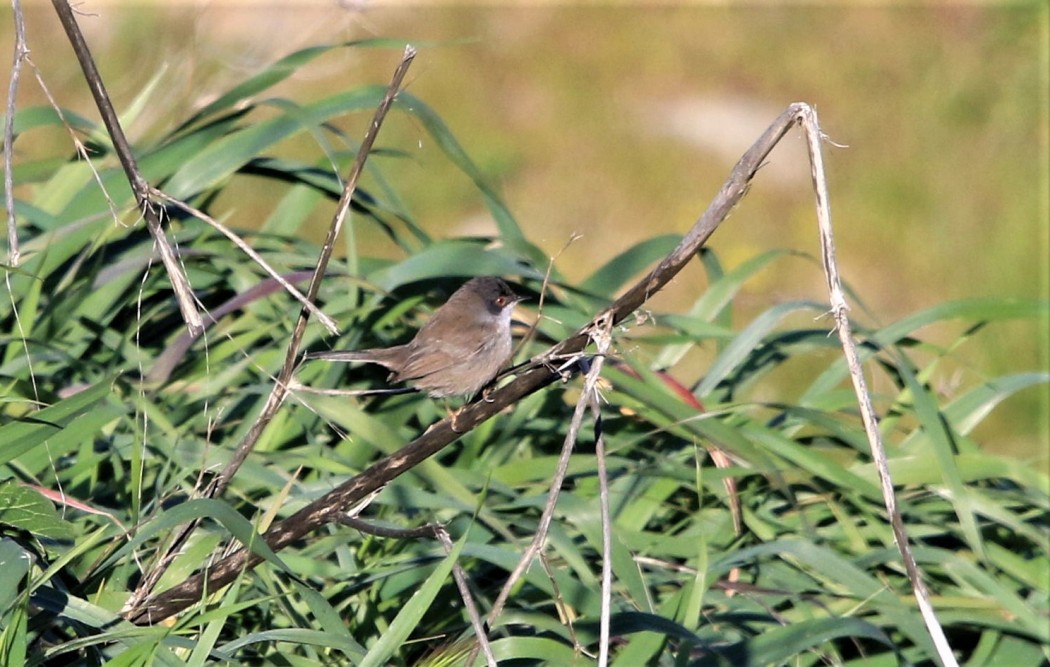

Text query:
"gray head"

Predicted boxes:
[[454, 276, 521, 317]]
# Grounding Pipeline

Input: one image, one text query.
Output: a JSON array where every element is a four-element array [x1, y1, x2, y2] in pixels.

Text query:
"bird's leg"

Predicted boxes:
[[449, 403, 467, 433], [480, 384, 498, 403]]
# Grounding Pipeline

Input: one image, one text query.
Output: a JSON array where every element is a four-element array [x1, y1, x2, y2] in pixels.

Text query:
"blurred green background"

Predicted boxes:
[[4, 3, 1047, 460]]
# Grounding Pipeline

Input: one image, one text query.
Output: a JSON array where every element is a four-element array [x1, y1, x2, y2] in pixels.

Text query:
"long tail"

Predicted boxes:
[[303, 346, 406, 370]]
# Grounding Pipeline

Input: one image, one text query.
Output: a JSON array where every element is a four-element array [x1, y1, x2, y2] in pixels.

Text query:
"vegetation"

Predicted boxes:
[[2, 33, 1047, 667]]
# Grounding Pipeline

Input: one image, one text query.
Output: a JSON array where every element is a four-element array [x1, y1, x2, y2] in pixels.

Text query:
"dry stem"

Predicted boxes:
[[796, 105, 958, 667], [124, 45, 418, 616], [51, 0, 203, 335]]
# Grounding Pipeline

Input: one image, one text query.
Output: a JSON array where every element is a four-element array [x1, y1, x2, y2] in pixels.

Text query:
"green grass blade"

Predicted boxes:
[[359, 539, 463, 667]]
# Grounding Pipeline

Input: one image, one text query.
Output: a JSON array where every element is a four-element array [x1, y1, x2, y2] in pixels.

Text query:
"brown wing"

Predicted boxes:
[[395, 326, 488, 382]]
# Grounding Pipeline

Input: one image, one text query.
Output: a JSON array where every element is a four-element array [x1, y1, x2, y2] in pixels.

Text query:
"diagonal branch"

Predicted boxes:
[[51, 0, 203, 335], [124, 46, 418, 615], [125, 103, 804, 625], [202, 44, 417, 500], [150, 190, 339, 335]]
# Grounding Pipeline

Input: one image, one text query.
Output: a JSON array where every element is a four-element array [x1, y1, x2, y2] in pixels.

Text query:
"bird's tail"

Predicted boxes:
[[303, 346, 406, 371]]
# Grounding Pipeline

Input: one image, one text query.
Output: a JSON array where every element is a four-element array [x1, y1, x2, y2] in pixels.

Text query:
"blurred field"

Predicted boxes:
[[4, 3, 1047, 459]]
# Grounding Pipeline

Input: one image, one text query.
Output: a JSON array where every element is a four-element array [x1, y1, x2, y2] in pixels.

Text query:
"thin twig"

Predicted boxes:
[[151, 190, 339, 335], [4, 0, 28, 266], [50, 0, 203, 335], [287, 380, 415, 398], [203, 45, 417, 500], [488, 313, 614, 641], [3, 0, 39, 407], [432, 529, 497, 667], [795, 104, 958, 667], [124, 46, 418, 617], [484, 354, 593, 623], [539, 551, 581, 649], [337, 515, 496, 667], [513, 232, 582, 359], [588, 323, 614, 666]]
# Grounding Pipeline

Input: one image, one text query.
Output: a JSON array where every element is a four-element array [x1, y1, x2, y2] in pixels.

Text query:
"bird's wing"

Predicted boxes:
[[396, 323, 488, 382]]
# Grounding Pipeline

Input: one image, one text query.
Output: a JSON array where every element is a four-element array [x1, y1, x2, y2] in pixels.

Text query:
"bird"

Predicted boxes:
[[304, 276, 524, 398]]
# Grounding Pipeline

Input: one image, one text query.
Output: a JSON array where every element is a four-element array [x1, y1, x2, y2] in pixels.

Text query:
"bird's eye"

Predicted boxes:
[[494, 296, 508, 307]]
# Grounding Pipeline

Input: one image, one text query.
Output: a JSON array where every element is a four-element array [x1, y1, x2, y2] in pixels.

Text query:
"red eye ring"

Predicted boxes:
[[495, 296, 508, 307]]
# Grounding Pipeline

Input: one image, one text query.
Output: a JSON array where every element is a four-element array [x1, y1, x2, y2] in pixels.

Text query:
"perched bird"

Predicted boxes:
[[305, 276, 524, 398]]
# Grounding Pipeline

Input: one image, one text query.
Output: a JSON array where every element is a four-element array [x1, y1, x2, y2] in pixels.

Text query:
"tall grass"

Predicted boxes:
[[1, 41, 1047, 666]]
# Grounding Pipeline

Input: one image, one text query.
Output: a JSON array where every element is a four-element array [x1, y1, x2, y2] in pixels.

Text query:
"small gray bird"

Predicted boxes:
[[305, 276, 524, 398]]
